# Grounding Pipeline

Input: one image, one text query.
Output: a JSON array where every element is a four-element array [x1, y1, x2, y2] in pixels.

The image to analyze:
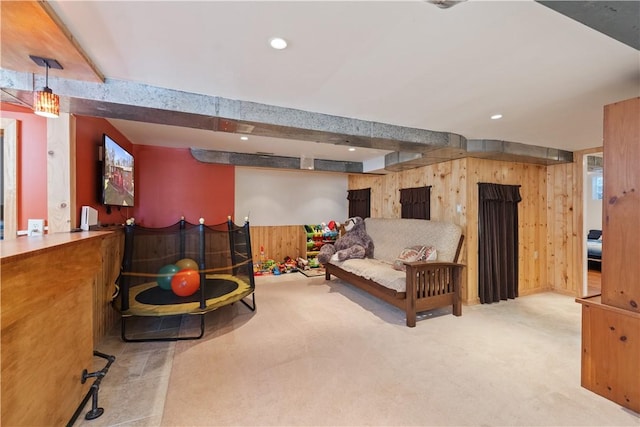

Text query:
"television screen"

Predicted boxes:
[[102, 134, 134, 207]]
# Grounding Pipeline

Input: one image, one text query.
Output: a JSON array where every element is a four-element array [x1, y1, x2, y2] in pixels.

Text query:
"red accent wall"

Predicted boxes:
[[133, 145, 234, 227], [75, 117, 235, 228], [1, 108, 234, 231], [75, 116, 136, 227], [1, 103, 47, 231]]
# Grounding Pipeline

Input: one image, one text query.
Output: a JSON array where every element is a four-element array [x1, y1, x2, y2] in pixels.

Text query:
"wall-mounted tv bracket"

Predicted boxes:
[[67, 351, 116, 425]]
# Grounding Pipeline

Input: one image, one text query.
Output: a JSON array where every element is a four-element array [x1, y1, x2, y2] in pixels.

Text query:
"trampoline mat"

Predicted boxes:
[[136, 278, 238, 305], [118, 274, 253, 316]]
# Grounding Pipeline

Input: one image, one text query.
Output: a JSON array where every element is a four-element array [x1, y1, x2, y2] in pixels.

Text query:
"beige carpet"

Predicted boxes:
[[161, 273, 639, 426]]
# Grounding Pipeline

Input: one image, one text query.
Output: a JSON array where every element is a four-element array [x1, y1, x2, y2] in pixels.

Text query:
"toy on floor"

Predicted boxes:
[[296, 257, 310, 270], [254, 256, 300, 276]]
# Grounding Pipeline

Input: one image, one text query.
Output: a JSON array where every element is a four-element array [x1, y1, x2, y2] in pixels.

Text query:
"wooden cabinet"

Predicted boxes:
[[577, 97, 640, 414]]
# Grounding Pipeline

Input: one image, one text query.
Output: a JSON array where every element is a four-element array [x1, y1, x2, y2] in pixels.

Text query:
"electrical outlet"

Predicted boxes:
[[27, 219, 45, 236]]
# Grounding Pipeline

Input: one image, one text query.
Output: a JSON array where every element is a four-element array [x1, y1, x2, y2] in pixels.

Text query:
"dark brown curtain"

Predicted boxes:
[[399, 186, 431, 219], [478, 183, 522, 304], [347, 188, 371, 219]]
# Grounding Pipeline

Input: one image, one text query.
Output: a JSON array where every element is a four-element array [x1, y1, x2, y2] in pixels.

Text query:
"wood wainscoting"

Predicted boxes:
[[250, 225, 307, 265]]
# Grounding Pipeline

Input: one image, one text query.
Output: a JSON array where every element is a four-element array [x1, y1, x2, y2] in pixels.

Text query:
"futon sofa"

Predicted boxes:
[[324, 218, 465, 327]]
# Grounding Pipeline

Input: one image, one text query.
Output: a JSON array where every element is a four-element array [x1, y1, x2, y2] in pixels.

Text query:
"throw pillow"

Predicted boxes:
[[393, 246, 425, 271], [393, 245, 437, 271], [424, 245, 437, 261]]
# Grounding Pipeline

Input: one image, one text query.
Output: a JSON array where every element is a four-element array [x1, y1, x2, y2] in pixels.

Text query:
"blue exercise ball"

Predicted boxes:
[[157, 264, 180, 290]]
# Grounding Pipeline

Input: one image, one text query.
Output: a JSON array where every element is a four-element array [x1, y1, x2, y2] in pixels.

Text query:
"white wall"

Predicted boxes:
[[586, 171, 603, 232], [235, 168, 348, 226]]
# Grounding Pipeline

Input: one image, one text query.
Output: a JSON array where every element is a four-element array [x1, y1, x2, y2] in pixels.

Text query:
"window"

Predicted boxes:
[[399, 186, 431, 219], [347, 188, 371, 219], [592, 175, 603, 200]]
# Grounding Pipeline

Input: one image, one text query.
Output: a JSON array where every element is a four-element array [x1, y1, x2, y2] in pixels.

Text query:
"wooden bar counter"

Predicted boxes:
[[1, 231, 114, 426]]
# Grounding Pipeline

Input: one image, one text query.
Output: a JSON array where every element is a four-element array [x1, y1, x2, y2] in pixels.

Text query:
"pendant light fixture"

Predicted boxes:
[[30, 55, 63, 118]]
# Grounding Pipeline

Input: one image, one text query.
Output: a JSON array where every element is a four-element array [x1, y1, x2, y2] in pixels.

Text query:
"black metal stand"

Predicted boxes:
[[121, 313, 205, 342], [121, 292, 256, 342], [240, 293, 256, 312], [67, 351, 115, 426]]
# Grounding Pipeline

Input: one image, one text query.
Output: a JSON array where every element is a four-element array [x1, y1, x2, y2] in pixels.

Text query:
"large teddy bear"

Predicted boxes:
[[317, 216, 374, 264]]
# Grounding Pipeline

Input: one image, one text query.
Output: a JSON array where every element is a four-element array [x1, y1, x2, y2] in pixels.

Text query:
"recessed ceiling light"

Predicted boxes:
[[240, 136, 249, 141], [348, 147, 356, 152], [269, 37, 288, 50], [491, 114, 503, 120]]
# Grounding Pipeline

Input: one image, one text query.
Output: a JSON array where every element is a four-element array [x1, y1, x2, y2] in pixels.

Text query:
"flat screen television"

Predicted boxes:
[[102, 134, 134, 207]]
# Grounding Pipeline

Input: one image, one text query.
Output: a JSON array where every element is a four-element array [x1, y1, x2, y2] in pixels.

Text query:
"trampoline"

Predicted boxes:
[[114, 217, 256, 342]]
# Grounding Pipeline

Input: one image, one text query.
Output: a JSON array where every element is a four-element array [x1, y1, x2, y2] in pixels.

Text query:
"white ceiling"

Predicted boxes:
[[47, 0, 639, 162]]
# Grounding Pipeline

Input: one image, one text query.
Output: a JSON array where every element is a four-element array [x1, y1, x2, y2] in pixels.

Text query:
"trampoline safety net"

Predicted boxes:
[[114, 218, 255, 317]]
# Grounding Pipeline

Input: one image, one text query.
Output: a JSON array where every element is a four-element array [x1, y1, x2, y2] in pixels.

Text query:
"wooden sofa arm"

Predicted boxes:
[[404, 261, 465, 318]]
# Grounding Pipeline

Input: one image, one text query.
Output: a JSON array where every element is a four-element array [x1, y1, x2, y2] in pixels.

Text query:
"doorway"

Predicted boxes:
[[583, 153, 603, 296], [0, 119, 17, 240]]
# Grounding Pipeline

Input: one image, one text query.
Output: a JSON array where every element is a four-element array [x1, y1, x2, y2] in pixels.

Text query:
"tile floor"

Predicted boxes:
[[73, 314, 203, 426]]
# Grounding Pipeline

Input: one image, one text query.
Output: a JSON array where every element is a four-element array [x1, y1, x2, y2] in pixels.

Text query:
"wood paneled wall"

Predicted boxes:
[[602, 97, 640, 312], [467, 158, 548, 302], [250, 154, 595, 303], [250, 225, 307, 265], [350, 160, 468, 222], [349, 157, 560, 304], [547, 159, 580, 297], [546, 147, 603, 298], [349, 160, 471, 297]]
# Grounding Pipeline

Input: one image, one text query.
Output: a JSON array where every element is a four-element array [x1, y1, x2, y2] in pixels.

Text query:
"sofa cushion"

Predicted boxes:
[[333, 258, 408, 292], [365, 218, 462, 263], [393, 246, 426, 271]]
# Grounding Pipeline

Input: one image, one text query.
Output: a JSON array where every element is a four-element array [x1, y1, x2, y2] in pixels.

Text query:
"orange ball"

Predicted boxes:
[[170, 269, 200, 297], [175, 258, 198, 271]]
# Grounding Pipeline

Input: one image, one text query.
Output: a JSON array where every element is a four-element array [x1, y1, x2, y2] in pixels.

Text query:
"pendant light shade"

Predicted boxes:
[[33, 87, 60, 118], [30, 55, 63, 119]]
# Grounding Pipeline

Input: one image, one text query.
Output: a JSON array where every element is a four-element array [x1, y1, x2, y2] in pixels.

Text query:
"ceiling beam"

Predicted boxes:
[[536, 1, 640, 50], [190, 149, 363, 173], [1, 68, 573, 171]]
